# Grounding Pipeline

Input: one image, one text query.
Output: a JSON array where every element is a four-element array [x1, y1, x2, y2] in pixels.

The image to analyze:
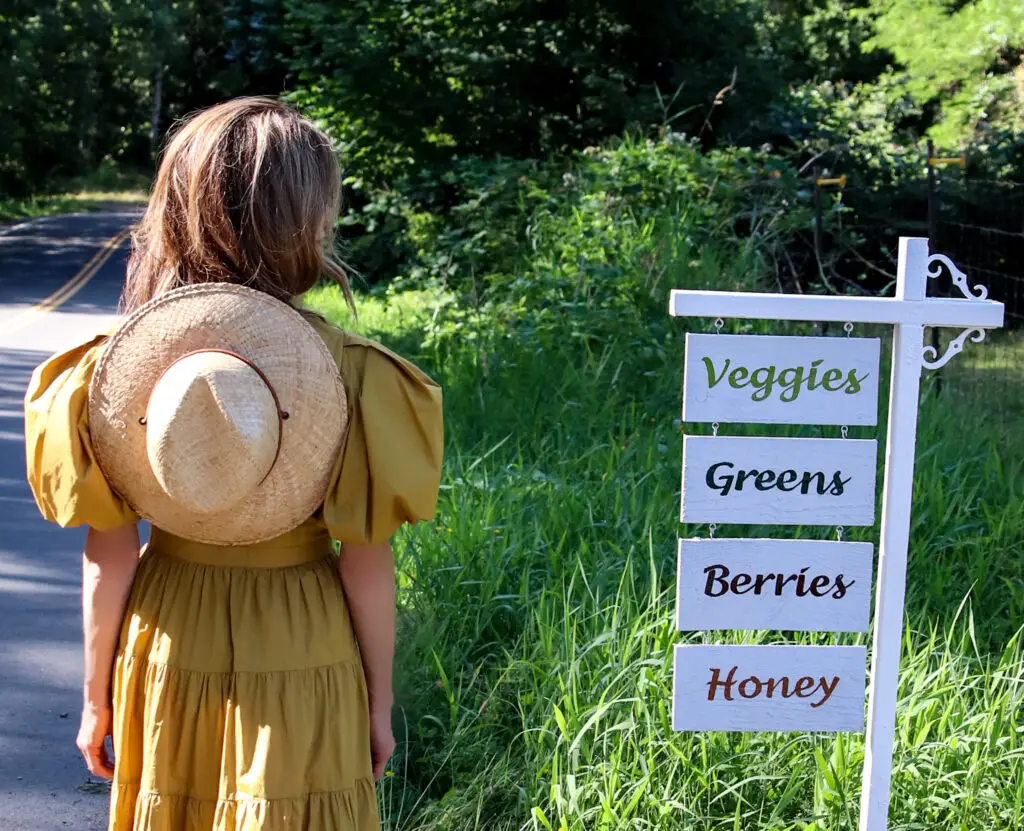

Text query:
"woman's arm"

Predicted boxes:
[[338, 540, 396, 711], [79, 523, 140, 777], [337, 540, 397, 779]]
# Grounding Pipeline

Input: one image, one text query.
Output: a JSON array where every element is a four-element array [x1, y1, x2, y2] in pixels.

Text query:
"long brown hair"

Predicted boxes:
[[121, 96, 354, 314]]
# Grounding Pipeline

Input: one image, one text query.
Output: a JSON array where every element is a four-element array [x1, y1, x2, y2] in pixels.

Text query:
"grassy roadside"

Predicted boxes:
[[0, 165, 150, 222], [305, 280, 1023, 831]]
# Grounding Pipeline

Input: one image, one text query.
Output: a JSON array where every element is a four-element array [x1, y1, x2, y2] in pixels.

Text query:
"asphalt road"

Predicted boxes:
[[0, 211, 142, 830]]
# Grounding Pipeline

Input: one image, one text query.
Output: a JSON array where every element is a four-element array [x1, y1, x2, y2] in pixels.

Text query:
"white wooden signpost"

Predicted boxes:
[[668, 238, 1004, 831]]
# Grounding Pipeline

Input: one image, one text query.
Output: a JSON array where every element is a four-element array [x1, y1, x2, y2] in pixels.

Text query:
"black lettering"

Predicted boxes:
[[800, 471, 827, 495], [779, 573, 801, 594], [731, 573, 753, 595], [833, 575, 854, 600], [776, 470, 799, 491], [753, 573, 777, 594], [794, 566, 811, 596], [829, 472, 852, 496], [809, 575, 831, 597], [706, 462, 735, 496], [734, 468, 758, 491], [754, 470, 777, 490], [703, 565, 730, 598]]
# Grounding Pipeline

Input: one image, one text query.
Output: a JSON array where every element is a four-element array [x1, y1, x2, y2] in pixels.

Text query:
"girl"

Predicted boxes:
[[24, 96, 443, 830]]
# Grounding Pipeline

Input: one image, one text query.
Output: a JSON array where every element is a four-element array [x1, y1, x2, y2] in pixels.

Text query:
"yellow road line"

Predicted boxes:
[[1, 227, 131, 338]]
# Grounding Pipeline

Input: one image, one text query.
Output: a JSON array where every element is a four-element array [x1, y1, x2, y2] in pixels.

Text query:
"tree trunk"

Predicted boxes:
[[150, 64, 164, 155]]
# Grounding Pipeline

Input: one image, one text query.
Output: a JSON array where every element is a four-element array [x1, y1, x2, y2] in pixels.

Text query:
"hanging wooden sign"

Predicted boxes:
[[669, 239, 1006, 831], [681, 436, 877, 526], [682, 334, 881, 426], [676, 538, 873, 633], [672, 644, 867, 733]]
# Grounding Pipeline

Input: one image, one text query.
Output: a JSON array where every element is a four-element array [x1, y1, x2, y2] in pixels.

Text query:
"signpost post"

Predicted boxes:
[[668, 237, 1004, 831]]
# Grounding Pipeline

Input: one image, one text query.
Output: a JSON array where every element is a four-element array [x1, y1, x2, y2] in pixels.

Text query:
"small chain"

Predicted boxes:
[[841, 425, 849, 439], [836, 526, 845, 542], [709, 523, 717, 539], [844, 321, 854, 337]]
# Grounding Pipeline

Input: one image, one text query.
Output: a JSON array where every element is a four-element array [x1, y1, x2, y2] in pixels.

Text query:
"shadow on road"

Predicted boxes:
[[0, 346, 113, 824]]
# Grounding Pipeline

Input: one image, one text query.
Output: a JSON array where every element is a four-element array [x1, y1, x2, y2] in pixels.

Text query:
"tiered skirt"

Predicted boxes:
[[108, 525, 380, 830]]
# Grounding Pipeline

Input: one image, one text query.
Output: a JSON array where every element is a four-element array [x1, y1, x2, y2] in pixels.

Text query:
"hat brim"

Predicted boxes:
[[88, 283, 348, 545]]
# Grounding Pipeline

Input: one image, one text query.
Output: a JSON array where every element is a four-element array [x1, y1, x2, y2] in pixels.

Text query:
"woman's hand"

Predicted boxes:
[[369, 705, 396, 780], [77, 701, 115, 779], [79, 524, 140, 779]]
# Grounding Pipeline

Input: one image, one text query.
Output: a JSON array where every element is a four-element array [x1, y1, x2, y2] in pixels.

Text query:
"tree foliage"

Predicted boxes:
[[0, 0, 287, 196], [867, 0, 1024, 145], [281, 0, 790, 181]]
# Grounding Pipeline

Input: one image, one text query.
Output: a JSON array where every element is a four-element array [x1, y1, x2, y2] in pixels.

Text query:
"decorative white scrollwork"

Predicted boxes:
[[927, 254, 988, 300], [922, 328, 986, 370]]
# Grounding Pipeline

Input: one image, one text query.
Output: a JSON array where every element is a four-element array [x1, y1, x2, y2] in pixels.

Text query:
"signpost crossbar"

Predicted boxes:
[[670, 291, 1003, 328]]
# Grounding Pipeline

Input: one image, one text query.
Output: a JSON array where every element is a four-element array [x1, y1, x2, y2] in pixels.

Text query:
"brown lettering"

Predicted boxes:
[[738, 677, 763, 699], [706, 666, 737, 701], [813, 676, 840, 708]]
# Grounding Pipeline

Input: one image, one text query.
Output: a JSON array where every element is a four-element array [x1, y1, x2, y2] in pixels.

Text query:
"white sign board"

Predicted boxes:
[[683, 334, 881, 426], [680, 436, 877, 526], [672, 644, 867, 733], [676, 538, 873, 633]]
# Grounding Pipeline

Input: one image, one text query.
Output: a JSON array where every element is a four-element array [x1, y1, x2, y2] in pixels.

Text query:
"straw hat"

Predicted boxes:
[[88, 283, 348, 545]]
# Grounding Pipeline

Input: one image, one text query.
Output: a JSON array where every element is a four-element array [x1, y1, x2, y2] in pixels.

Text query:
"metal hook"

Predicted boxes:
[[844, 321, 854, 337], [837, 526, 844, 542], [709, 523, 717, 539], [841, 425, 849, 439], [712, 422, 720, 437], [714, 318, 724, 334]]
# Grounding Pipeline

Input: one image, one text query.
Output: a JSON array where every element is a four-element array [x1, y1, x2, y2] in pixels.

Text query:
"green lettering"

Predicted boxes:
[[846, 371, 868, 395], [750, 366, 776, 402], [807, 359, 825, 390], [728, 366, 750, 388], [703, 357, 730, 389], [777, 366, 805, 402], [821, 368, 844, 391]]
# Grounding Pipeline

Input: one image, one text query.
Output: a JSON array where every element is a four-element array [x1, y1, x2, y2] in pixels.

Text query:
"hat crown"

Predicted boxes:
[[145, 352, 281, 515], [88, 282, 348, 545]]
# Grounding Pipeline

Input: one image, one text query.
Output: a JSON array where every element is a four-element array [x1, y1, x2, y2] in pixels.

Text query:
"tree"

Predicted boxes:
[[866, 0, 1024, 145], [281, 0, 783, 183]]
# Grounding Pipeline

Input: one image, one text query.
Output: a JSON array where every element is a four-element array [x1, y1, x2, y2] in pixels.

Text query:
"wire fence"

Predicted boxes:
[[800, 148, 1022, 426]]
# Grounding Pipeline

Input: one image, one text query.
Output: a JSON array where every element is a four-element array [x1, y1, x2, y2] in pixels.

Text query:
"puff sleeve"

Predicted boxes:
[[24, 334, 140, 531], [321, 331, 444, 545]]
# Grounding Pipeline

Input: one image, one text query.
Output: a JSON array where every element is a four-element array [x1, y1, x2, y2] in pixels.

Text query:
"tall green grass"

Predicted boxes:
[[305, 273, 1022, 830]]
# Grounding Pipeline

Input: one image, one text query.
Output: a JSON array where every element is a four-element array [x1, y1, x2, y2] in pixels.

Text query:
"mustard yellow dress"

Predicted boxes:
[[23, 316, 444, 831]]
